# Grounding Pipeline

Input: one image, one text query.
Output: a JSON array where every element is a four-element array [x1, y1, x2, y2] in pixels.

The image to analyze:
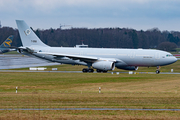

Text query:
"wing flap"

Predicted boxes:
[[37, 52, 120, 63], [37, 52, 98, 62]]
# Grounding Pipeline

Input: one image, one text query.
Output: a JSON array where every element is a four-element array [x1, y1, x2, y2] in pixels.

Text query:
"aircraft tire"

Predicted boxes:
[[156, 70, 160, 74], [103, 70, 108, 73], [82, 68, 88, 73], [88, 69, 94, 73], [96, 69, 102, 73]]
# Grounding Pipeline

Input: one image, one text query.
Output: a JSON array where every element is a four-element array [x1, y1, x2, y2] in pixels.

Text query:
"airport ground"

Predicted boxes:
[[0, 57, 180, 119], [9, 56, 180, 73]]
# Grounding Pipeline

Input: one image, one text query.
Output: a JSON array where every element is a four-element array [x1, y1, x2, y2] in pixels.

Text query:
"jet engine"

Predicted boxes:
[[116, 66, 138, 70], [92, 61, 115, 71]]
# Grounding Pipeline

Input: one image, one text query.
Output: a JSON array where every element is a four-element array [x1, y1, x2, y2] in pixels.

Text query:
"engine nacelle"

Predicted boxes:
[[117, 66, 138, 71], [92, 61, 115, 71]]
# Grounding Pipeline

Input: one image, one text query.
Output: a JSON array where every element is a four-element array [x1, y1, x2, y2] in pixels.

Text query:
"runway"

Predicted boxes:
[[0, 108, 180, 111], [0, 54, 60, 69]]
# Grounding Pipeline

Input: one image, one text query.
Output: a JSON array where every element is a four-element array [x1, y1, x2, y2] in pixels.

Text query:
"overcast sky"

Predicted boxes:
[[0, 0, 180, 31]]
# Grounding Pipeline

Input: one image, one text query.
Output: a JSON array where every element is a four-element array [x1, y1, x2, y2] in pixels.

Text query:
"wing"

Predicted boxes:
[[37, 52, 117, 63]]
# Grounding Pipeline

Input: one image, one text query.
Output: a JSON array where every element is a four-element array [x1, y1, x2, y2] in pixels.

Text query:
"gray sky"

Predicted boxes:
[[1, 0, 180, 31]]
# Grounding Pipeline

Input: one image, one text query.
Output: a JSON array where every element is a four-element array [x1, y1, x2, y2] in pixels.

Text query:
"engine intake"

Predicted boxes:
[[92, 61, 115, 71]]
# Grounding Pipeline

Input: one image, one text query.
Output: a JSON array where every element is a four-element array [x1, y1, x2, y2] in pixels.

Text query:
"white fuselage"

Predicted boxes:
[[28, 45, 177, 67]]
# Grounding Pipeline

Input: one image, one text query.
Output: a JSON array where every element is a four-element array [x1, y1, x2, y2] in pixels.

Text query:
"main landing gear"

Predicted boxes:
[[82, 68, 94, 73], [82, 68, 108, 73], [156, 66, 161, 74], [96, 69, 108, 73]]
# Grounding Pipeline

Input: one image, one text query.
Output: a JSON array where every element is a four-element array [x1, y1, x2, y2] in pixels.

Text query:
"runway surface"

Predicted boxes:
[[0, 54, 60, 69], [0, 108, 180, 111]]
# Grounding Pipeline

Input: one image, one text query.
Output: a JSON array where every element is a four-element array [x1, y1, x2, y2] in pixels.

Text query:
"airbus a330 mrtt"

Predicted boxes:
[[16, 20, 177, 74]]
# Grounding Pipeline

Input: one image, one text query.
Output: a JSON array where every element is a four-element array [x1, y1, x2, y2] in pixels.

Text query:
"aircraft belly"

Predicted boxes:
[[141, 58, 154, 66], [119, 56, 154, 67]]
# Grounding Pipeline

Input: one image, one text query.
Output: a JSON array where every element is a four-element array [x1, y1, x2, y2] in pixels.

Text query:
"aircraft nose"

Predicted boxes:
[[172, 56, 178, 63]]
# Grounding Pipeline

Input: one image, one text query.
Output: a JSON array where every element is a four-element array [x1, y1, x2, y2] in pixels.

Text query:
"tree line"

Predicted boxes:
[[0, 27, 180, 51]]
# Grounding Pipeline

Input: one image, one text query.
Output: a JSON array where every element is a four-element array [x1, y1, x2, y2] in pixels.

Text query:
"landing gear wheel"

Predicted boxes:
[[88, 69, 94, 73], [156, 66, 161, 74], [102, 70, 107, 73], [82, 68, 88, 73], [96, 69, 102, 73], [82, 68, 94, 73], [156, 70, 160, 74], [96, 69, 108, 73]]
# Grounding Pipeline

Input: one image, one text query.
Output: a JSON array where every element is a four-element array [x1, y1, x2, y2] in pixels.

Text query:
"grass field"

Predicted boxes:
[[1, 61, 180, 119]]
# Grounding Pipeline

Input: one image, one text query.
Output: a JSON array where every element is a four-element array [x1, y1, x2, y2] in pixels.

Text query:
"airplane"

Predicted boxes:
[[16, 20, 177, 74], [0, 35, 14, 54]]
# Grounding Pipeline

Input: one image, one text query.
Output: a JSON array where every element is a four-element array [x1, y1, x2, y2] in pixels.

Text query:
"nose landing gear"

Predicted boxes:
[[156, 66, 161, 74]]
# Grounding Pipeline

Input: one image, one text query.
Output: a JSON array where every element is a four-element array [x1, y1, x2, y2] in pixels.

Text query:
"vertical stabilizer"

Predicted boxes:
[[16, 20, 48, 47], [0, 35, 13, 48]]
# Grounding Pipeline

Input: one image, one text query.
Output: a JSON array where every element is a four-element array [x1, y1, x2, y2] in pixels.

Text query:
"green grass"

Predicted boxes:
[[0, 73, 180, 108], [1, 61, 180, 119], [1, 110, 180, 120]]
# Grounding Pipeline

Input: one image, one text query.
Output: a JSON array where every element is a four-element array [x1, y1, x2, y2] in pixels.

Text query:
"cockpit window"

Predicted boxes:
[[166, 54, 173, 57]]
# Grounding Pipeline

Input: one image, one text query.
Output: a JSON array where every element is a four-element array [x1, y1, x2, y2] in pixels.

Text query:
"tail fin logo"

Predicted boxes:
[[3, 38, 12, 47], [24, 29, 31, 36]]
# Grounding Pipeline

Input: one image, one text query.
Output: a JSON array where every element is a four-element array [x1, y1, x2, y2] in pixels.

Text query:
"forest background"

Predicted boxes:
[[0, 26, 179, 51]]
